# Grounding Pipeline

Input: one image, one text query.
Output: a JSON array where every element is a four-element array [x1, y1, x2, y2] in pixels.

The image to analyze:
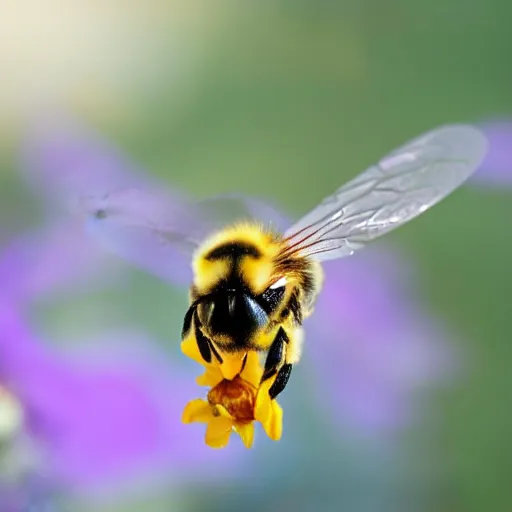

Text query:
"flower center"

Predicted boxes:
[[207, 375, 256, 423]]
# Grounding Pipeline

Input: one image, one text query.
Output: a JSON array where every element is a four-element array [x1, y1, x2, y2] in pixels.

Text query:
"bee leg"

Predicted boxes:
[[181, 304, 196, 338], [194, 314, 212, 363], [261, 327, 288, 382], [268, 364, 293, 399], [193, 311, 223, 364]]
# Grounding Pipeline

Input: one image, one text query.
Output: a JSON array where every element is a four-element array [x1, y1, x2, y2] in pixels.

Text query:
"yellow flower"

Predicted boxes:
[[181, 337, 283, 448], [181, 333, 246, 382]]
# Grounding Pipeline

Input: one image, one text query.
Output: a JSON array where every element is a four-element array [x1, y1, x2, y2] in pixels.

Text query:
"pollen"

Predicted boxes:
[[207, 376, 256, 423]]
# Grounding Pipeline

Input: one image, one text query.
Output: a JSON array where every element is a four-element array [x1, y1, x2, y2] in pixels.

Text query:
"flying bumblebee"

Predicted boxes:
[[81, 125, 487, 400]]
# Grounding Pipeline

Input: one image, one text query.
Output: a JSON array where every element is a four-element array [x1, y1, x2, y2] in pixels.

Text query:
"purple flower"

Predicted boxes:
[[0, 221, 121, 306], [471, 121, 512, 185], [20, 116, 146, 209], [1, 155, 245, 500], [20, 118, 455, 438], [0, 475, 56, 512], [0, 302, 230, 495]]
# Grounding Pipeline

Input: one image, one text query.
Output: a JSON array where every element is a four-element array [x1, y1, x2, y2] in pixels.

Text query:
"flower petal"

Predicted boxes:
[[269, 403, 283, 441], [235, 422, 254, 448], [182, 336, 244, 382], [240, 351, 263, 388], [214, 404, 233, 420], [0, 222, 119, 305], [205, 416, 233, 449], [255, 379, 283, 441], [470, 121, 512, 186], [196, 365, 223, 388], [182, 399, 214, 424], [181, 336, 204, 365], [219, 353, 247, 381]]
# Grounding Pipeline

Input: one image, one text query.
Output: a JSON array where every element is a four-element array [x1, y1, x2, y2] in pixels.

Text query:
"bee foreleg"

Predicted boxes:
[[261, 327, 288, 382], [181, 304, 196, 339], [193, 311, 223, 364], [268, 364, 293, 399]]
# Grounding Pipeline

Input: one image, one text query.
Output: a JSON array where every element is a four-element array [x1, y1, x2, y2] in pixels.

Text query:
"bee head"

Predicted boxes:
[[197, 289, 268, 349]]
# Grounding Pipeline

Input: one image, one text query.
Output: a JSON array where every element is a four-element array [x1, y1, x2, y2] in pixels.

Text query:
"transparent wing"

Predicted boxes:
[[282, 124, 488, 261], [79, 187, 287, 284], [80, 187, 198, 285], [194, 193, 289, 234], [21, 119, 288, 284]]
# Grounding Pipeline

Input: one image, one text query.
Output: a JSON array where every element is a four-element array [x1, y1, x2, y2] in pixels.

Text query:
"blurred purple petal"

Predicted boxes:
[[0, 475, 56, 512], [471, 121, 512, 185], [0, 221, 120, 305], [306, 248, 452, 434], [21, 117, 147, 208], [0, 303, 242, 495]]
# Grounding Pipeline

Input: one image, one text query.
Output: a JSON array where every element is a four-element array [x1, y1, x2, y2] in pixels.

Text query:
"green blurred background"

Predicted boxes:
[[1, 1, 511, 511]]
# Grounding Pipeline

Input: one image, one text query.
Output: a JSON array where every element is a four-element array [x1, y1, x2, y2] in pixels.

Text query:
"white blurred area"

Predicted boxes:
[[0, 1, 230, 138], [0, 387, 23, 442]]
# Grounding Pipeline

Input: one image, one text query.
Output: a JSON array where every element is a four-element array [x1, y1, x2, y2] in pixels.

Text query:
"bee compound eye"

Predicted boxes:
[[260, 285, 286, 315], [241, 295, 268, 331]]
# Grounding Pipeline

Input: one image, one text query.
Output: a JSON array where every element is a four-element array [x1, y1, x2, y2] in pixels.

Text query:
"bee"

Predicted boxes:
[[82, 125, 487, 400], [183, 222, 321, 399]]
